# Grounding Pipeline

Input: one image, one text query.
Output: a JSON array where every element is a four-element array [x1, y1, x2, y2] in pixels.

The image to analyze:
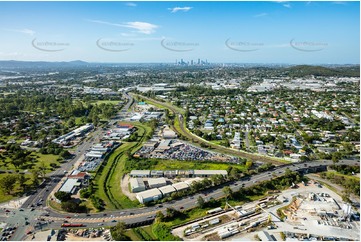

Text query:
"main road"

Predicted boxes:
[[4, 91, 359, 240]]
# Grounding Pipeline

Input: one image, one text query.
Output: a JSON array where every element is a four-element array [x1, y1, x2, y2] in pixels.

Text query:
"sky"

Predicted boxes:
[[0, 1, 359, 64]]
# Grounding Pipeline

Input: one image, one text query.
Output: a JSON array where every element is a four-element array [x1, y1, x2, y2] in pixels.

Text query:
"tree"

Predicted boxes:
[[31, 168, 40, 186], [223, 186, 233, 199], [110, 222, 130, 241], [60, 150, 72, 159], [155, 211, 165, 222], [197, 196, 205, 208], [245, 160, 253, 170], [54, 191, 72, 202], [17, 173, 27, 192], [165, 207, 179, 219], [38, 161, 47, 179], [61, 200, 86, 213], [0, 174, 17, 194]]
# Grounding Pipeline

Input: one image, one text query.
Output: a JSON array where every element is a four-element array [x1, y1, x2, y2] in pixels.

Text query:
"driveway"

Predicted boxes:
[[121, 174, 136, 200]]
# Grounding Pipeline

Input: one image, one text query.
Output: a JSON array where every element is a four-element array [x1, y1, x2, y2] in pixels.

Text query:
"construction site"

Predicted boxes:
[[171, 180, 360, 241]]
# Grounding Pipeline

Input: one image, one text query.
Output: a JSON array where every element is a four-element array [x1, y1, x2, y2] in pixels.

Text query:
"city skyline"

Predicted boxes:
[[0, 1, 359, 64]]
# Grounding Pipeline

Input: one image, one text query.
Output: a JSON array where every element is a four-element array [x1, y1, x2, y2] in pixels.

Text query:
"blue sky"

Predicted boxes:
[[0, 1, 359, 64]]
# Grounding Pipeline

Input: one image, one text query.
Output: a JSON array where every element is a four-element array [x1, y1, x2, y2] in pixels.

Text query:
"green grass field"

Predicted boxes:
[[325, 171, 360, 181], [124, 226, 157, 241], [91, 100, 122, 105], [93, 122, 152, 210], [152, 159, 247, 172], [0, 173, 33, 204]]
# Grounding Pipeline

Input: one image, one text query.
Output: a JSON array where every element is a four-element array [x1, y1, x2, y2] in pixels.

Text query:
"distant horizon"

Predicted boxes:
[[0, 59, 359, 66]]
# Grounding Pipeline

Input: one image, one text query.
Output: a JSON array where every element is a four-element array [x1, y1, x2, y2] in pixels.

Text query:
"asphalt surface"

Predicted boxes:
[[2, 91, 359, 240], [133, 93, 285, 165]]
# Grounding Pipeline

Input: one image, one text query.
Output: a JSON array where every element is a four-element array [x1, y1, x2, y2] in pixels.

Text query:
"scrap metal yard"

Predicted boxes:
[[172, 180, 360, 241]]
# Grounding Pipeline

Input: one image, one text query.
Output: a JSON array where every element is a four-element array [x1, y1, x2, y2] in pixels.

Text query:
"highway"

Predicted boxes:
[[3, 91, 359, 240], [32, 159, 360, 223]]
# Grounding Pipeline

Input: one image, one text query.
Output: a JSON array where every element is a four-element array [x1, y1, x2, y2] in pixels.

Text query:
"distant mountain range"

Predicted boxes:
[[285, 65, 360, 77], [0, 60, 89, 68], [0, 61, 359, 77]]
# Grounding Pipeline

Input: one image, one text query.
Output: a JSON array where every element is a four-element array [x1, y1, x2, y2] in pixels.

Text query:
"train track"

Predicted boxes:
[[132, 94, 285, 165]]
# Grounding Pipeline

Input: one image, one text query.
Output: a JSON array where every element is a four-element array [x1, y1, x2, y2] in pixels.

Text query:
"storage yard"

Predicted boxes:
[[172, 180, 360, 241]]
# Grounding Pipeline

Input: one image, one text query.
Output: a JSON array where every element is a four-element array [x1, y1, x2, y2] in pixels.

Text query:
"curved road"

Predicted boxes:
[[4, 91, 359, 240]]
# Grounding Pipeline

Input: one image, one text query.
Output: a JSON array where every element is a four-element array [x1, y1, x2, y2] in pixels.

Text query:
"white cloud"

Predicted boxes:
[[168, 7, 192, 13], [120, 32, 137, 37], [254, 13, 268, 18], [283, 3, 292, 8], [5, 28, 35, 36], [123, 22, 158, 34], [87, 19, 158, 34], [125, 2, 137, 7]]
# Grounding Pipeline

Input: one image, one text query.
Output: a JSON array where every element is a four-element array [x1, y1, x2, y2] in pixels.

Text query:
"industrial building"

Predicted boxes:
[[162, 125, 177, 139], [164, 170, 178, 178], [130, 178, 146, 193], [136, 188, 163, 204], [129, 169, 227, 178], [150, 170, 164, 177], [147, 178, 167, 188], [158, 185, 176, 197], [193, 170, 228, 177], [184, 177, 203, 186], [172, 182, 189, 192], [58, 178, 80, 194], [154, 140, 172, 153], [52, 123, 94, 145], [130, 170, 151, 178]]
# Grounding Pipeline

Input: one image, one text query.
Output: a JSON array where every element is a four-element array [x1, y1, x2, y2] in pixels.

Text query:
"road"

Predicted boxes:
[[18, 160, 360, 226], [132, 93, 286, 165], [3, 91, 359, 240]]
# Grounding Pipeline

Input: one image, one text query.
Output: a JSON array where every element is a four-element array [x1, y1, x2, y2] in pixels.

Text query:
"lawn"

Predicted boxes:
[[140, 226, 157, 240], [93, 144, 127, 210], [91, 100, 122, 105], [152, 159, 247, 172], [33, 153, 60, 171], [124, 229, 142, 241], [93, 122, 152, 210], [0, 173, 32, 204], [325, 171, 360, 181], [106, 123, 152, 208]]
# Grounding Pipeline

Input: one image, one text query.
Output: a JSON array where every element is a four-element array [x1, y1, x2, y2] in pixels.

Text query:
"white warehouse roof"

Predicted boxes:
[[172, 182, 189, 191], [130, 178, 145, 190], [194, 170, 228, 176], [158, 185, 176, 196], [136, 188, 162, 203], [184, 177, 203, 186], [59, 178, 79, 193], [148, 178, 167, 187], [130, 170, 150, 176]]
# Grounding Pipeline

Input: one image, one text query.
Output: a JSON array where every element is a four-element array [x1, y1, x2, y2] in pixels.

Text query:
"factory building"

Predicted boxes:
[[136, 188, 163, 204], [147, 177, 167, 189], [130, 178, 146, 193]]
